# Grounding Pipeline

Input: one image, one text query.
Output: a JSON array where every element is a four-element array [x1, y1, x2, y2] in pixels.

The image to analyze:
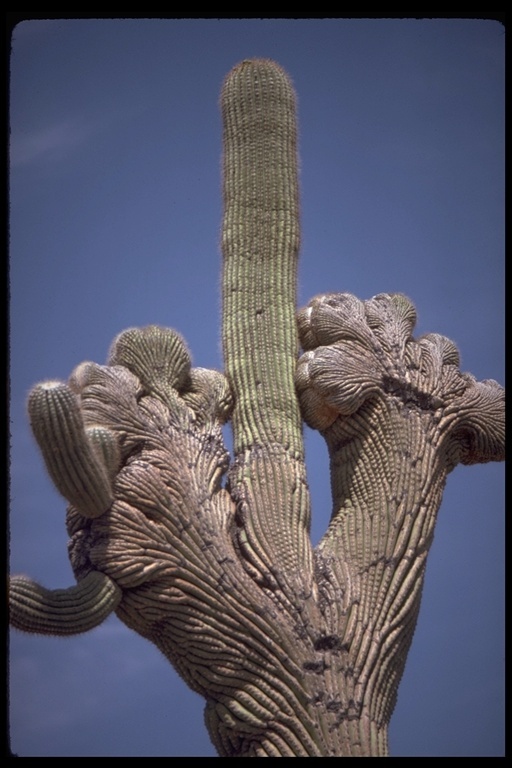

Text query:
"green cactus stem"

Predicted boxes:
[[221, 59, 313, 597], [221, 59, 302, 456], [9, 572, 122, 635], [28, 381, 115, 518]]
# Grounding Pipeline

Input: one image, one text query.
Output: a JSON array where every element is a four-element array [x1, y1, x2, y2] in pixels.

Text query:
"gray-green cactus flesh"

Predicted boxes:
[[9, 59, 504, 757]]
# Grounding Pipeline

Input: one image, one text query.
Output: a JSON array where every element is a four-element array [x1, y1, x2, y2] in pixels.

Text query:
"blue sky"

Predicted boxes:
[[9, 19, 504, 757]]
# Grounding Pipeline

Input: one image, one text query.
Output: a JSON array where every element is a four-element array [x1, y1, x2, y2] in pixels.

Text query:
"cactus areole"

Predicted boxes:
[[9, 60, 504, 757]]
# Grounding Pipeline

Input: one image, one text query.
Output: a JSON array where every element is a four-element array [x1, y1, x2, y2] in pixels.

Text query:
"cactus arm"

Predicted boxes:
[[65, 326, 323, 757], [10, 378, 124, 637], [27, 381, 115, 519], [296, 291, 505, 734], [221, 59, 301, 454], [220, 60, 313, 595], [9, 572, 122, 635]]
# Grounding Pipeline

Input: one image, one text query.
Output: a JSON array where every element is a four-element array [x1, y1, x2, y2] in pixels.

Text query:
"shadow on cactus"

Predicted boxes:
[[9, 59, 504, 757]]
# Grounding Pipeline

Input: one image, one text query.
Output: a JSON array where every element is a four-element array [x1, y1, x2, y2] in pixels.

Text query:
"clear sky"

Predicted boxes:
[[9, 18, 504, 757]]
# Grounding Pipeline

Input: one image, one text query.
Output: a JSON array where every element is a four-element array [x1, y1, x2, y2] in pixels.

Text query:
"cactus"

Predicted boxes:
[[9, 60, 504, 756]]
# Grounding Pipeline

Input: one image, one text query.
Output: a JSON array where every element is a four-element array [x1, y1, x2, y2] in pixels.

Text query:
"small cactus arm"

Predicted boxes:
[[9, 60, 504, 757], [9, 572, 122, 635]]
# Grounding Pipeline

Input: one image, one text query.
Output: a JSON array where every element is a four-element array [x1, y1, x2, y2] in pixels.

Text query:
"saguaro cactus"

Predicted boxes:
[[9, 60, 504, 757]]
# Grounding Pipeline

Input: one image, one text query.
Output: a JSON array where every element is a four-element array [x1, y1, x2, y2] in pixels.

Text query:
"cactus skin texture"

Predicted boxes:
[[9, 60, 504, 757]]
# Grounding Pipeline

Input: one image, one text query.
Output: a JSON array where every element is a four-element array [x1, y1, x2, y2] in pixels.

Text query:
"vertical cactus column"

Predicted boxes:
[[221, 59, 301, 454], [221, 60, 313, 597]]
